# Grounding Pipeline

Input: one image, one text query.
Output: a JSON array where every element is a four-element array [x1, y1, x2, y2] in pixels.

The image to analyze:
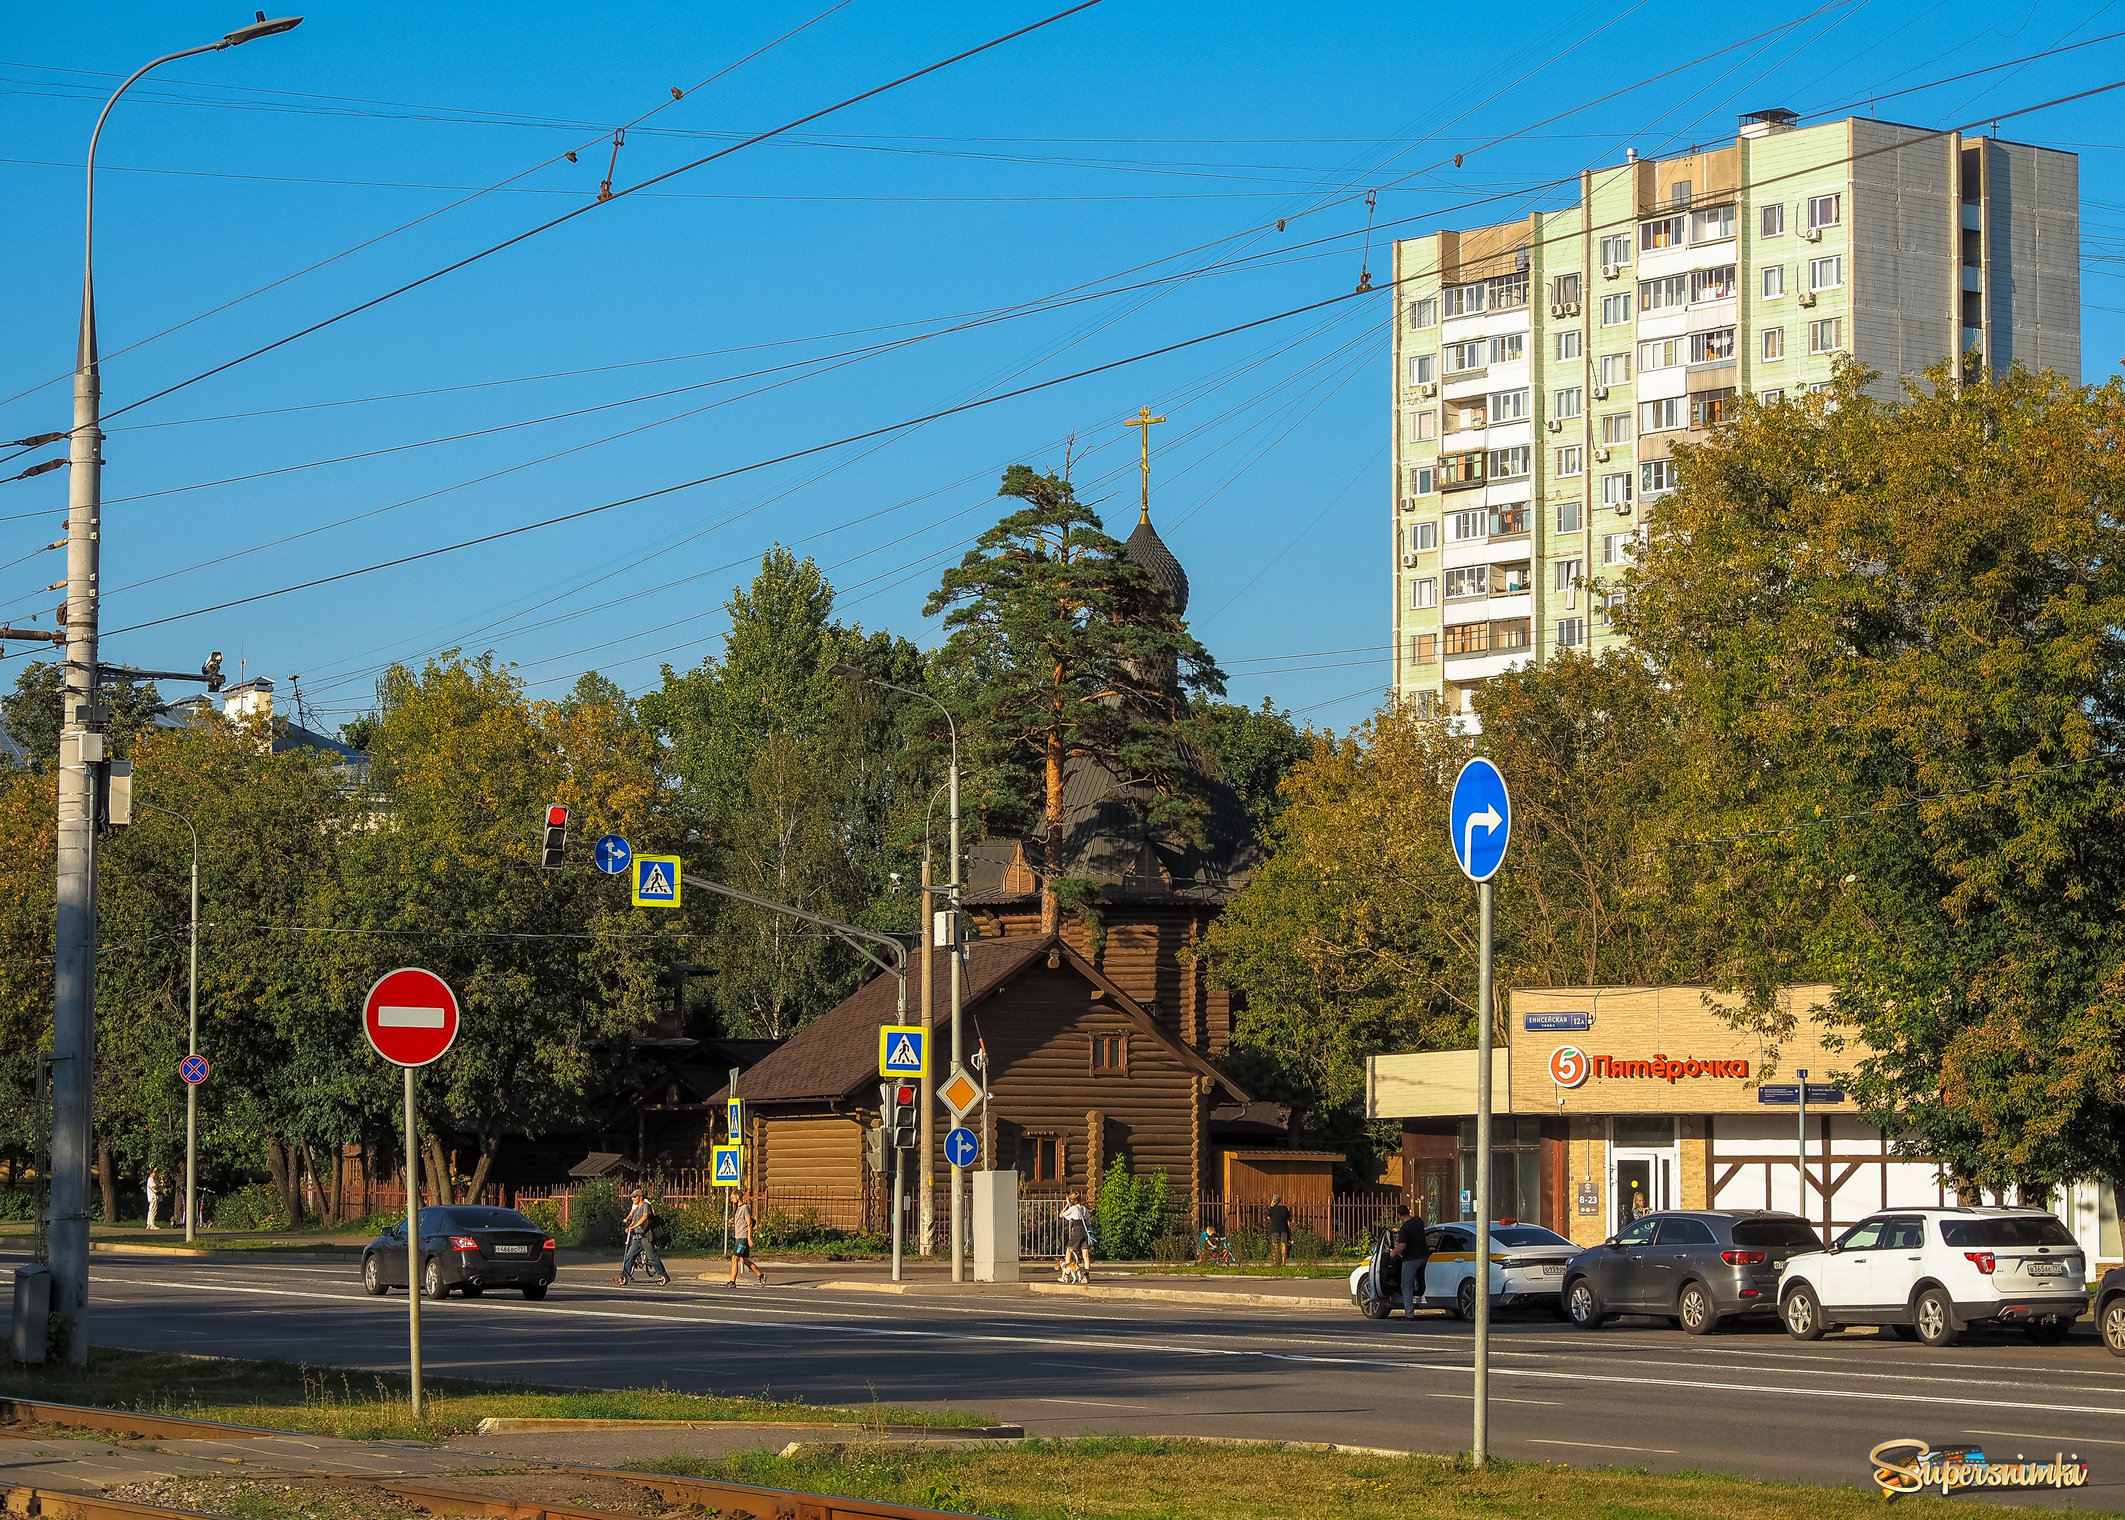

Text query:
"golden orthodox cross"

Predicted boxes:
[[1127, 406, 1166, 523]]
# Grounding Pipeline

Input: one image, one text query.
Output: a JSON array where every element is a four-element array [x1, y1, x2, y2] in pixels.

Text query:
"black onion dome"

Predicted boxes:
[[1123, 510, 1189, 616]]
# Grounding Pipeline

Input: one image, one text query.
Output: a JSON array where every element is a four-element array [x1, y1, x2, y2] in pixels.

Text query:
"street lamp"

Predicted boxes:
[[137, 805, 199, 1244], [830, 662, 965, 1281], [48, 11, 303, 1363]]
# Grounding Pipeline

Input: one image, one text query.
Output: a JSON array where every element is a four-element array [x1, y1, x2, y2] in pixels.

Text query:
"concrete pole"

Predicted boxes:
[[1473, 878, 1494, 1466], [919, 853, 935, 1255], [1796, 1068, 1809, 1231], [184, 825, 197, 1245], [404, 1063, 424, 1418], [948, 736, 964, 1283]]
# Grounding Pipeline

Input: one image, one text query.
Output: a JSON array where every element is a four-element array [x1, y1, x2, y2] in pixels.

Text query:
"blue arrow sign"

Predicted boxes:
[[593, 834, 632, 875], [945, 1127, 980, 1168], [1449, 757, 1512, 882]]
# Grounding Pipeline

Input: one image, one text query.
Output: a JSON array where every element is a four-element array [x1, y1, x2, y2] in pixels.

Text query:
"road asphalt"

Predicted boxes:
[[19, 1251, 2125, 1509]]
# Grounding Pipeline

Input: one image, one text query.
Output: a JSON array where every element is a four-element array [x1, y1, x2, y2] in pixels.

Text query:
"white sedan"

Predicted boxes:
[[1350, 1223, 1579, 1319]]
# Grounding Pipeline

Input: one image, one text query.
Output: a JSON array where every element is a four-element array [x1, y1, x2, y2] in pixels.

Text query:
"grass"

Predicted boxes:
[[635, 1437, 2125, 1520], [0, 1347, 992, 1445]]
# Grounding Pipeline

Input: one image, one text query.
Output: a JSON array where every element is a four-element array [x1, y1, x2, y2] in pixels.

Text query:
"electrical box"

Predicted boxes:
[[972, 1169, 1020, 1282], [11, 1264, 49, 1364], [100, 760, 132, 829]]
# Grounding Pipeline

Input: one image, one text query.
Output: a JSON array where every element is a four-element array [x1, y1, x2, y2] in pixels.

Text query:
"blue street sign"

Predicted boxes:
[[1757, 1084, 1845, 1105], [1449, 757, 1512, 882], [178, 1053, 209, 1086], [632, 854, 682, 908], [878, 1024, 928, 1077], [712, 1145, 744, 1186], [593, 834, 632, 874], [1523, 1011, 1592, 1032], [945, 1127, 979, 1168]]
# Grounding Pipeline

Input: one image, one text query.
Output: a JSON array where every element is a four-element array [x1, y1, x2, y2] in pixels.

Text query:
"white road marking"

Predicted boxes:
[[1528, 1439, 1679, 1455], [1037, 1397, 1150, 1409], [1967, 1430, 2125, 1449], [88, 1273, 2125, 1422]]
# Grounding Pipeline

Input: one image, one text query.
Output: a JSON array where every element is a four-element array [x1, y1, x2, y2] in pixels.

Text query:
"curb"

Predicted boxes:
[[810, 1280, 1027, 1296], [1026, 1283, 1347, 1311], [774, 1435, 1413, 1459], [478, 1417, 1022, 1438]]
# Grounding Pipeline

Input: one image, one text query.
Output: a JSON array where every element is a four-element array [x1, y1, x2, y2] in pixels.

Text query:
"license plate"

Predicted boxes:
[[2025, 1260, 2064, 1277], [492, 1245, 530, 1256], [1541, 1264, 1565, 1276]]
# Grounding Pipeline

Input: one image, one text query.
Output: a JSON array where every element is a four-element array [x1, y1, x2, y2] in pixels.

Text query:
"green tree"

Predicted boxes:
[[925, 466, 1224, 931], [0, 661, 165, 771], [1194, 698, 1309, 837]]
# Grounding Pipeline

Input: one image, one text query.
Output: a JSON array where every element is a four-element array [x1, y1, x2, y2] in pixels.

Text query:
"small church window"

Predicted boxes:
[[1092, 1033, 1128, 1075], [1028, 1136, 1063, 1183]]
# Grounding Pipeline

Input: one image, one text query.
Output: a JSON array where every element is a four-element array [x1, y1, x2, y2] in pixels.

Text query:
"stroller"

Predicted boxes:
[[1357, 1226, 1397, 1319]]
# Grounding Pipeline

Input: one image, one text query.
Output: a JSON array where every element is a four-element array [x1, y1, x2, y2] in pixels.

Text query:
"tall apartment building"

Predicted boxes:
[[1390, 114, 2079, 715]]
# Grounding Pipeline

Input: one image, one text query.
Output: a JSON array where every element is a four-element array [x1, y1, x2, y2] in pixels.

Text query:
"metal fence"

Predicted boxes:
[[1197, 1193, 1400, 1248]]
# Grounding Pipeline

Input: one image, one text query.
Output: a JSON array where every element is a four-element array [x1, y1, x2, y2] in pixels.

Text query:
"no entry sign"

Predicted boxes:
[[362, 967, 461, 1068]]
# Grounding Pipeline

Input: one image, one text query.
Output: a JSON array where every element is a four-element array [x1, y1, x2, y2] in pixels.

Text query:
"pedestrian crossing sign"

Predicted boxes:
[[712, 1145, 743, 1187], [878, 1024, 928, 1078], [632, 854, 682, 907]]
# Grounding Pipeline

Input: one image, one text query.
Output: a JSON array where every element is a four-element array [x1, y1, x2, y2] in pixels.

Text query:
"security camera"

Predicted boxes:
[[887, 872, 903, 894]]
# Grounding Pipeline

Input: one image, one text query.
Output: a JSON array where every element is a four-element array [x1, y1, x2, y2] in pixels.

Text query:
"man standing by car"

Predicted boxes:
[[616, 1186, 670, 1287], [1389, 1199, 1430, 1318]]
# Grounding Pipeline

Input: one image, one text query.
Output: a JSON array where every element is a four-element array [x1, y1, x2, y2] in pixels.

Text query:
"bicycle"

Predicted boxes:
[[1195, 1228, 1235, 1267]]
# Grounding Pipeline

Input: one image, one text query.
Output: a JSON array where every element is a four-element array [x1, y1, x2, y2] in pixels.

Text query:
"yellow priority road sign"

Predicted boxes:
[[939, 1066, 982, 1117], [878, 1024, 928, 1078]]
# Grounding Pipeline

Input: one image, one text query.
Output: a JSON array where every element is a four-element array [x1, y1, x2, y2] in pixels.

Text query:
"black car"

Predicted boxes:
[[2098, 1264, 2125, 1357], [1563, 1210, 1822, 1334], [362, 1206, 556, 1300]]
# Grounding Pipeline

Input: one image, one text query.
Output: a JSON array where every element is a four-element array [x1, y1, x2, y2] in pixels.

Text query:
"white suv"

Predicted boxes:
[[1779, 1207, 2085, 1346]]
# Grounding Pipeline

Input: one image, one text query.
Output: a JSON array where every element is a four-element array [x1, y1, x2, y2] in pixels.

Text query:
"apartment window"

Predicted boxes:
[[1761, 265, 1784, 299], [1555, 444, 1583, 476], [1598, 351, 1632, 388], [1599, 411, 1632, 445], [1489, 388, 1530, 423], [1092, 1033, 1128, 1075], [1407, 353, 1436, 385], [1689, 204, 1735, 242], [1807, 193, 1842, 229], [1639, 397, 1684, 433], [1761, 326, 1784, 360], [1445, 566, 1489, 600], [1489, 272, 1530, 310], [1488, 333, 1525, 364], [1444, 621, 1490, 657], [1409, 409, 1438, 442], [1554, 556, 1584, 591], [1600, 293, 1632, 326], [1556, 617, 1587, 648], [1411, 633, 1437, 666], [1443, 282, 1488, 317], [1409, 465, 1437, 495], [1760, 203, 1785, 238], [1760, 388, 1784, 405], [1639, 274, 1688, 313], [1689, 265, 1736, 303], [1409, 520, 1438, 551], [1640, 214, 1685, 251], [1486, 446, 1531, 480], [1599, 232, 1631, 268], [1408, 295, 1439, 328], [1809, 255, 1843, 291], [1556, 501, 1583, 534], [1409, 577, 1438, 609], [1600, 472, 1632, 507], [1689, 327, 1735, 364], [1445, 339, 1486, 373], [1641, 458, 1678, 494], [1810, 316, 1844, 354], [1491, 504, 1530, 537], [1026, 1135, 1062, 1184], [1601, 530, 1633, 564], [1448, 508, 1487, 541], [1637, 337, 1683, 372], [1496, 616, 1532, 649], [1551, 272, 1582, 306], [1691, 387, 1736, 427], [1809, 380, 1835, 394], [1443, 451, 1485, 488], [1555, 329, 1582, 362], [1553, 386, 1583, 420], [1671, 180, 1691, 206]]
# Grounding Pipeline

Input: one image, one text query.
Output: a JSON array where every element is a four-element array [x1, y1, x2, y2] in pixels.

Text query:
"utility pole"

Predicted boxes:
[[46, 14, 303, 1364], [918, 852, 935, 1255]]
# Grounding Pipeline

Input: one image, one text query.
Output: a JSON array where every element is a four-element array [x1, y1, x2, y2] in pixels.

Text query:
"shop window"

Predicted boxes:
[[1091, 1033, 1128, 1075], [1456, 1117, 1545, 1222]]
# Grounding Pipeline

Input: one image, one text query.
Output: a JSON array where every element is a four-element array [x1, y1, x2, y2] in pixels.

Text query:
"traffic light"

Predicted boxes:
[[541, 804, 568, 869], [891, 1082, 919, 1150]]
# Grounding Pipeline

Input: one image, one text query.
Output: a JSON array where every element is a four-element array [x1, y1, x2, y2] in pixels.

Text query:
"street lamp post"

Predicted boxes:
[[137, 805, 199, 1244], [831, 664, 963, 1280], [49, 12, 303, 1362]]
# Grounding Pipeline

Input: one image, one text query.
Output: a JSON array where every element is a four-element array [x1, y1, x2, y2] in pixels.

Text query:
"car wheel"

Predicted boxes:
[[1566, 1277, 1609, 1329], [2024, 1318, 2071, 1346], [1678, 1281, 1720, 1335], [1888, 1323, 1920, 1341], [421, 1257, 448, 1300], [1782, 1284, 1825, 1341], [1357, 1275, 1391, 1319], [522, 1284, 548, 1302], [1455, 1279, 1478, 1323], [2101, 1297, 2125, 1358], [361, 1254, 388, 1297], [1913, 1287, 1958, 1346]]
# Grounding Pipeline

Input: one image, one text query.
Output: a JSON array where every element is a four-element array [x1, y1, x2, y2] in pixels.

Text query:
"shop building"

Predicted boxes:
[[1368, 984, 2121, 1270]]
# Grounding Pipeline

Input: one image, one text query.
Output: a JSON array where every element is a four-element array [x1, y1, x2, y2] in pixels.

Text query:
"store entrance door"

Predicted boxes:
[[1612, 1151, 1668, 1233]]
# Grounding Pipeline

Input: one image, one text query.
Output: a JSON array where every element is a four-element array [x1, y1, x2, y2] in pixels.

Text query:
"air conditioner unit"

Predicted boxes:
[[1420, 382, 1438, 398], [1601, 263, 1619, 279], [1553, 303, 1570, 318], [1542, 418, 1559, 432], [1591, 385, 1609, 400], [1798, 291, 1817, 307], [1399, 497, 1416, 512], [1802, 225, 1821, 242], [1594, 447, 1611, 462], [1567, 301, 1582, 316], [1402, 552, 1420, 568], [1617, 502, 1635, 516]]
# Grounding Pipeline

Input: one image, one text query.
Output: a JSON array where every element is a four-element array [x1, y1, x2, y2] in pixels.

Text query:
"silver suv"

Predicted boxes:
[[1778, 1207, 2086, 1346]]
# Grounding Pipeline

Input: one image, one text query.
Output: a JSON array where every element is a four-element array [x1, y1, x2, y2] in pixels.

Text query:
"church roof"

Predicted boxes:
[[1124, 510, 1189, 617]]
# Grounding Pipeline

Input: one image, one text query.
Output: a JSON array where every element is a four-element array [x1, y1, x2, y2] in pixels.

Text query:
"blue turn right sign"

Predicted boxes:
[[1449, 757, 1512, 882]]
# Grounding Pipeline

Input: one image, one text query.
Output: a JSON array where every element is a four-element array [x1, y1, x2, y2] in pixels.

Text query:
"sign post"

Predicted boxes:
[[361, 968, 461, 1421], [1796, 1067, 1809, 1233], [1449, 756, 1511, 1469]]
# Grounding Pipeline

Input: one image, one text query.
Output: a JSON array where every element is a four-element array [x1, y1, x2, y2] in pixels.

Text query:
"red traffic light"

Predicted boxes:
[[895, 1084, 917, 1105], [546, 804, 569, 827]]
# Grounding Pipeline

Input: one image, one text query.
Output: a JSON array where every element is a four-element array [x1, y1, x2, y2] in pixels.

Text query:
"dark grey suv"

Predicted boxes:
[[1563, 1211, 1823, 1334]]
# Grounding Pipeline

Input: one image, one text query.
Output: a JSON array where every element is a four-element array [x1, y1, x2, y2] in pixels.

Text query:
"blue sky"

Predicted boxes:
[[2, 0, 2119, 734]]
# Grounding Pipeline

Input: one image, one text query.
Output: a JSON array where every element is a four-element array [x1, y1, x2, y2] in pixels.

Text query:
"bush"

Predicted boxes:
[[571, 1178, 626, 1250], [1291, 1225, 1328, 1264], [665, 1197, 729, 1254], [215, 1183, 287, 1232], [518, 1197, 563, 1241], [0, 1189, 35, 1222], [1091, 1156, 1179, 1260], [1151, 1231, 1192, 1263]]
